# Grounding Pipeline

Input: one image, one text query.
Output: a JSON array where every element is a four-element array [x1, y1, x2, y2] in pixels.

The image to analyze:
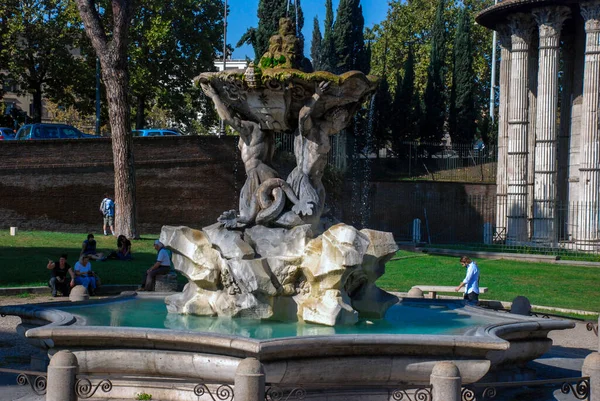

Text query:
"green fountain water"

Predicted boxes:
[[60, 298, 500, 339]]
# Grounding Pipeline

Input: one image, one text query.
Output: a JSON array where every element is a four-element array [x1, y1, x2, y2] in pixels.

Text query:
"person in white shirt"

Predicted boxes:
[[455, 256, 480, 304], [139, 240, 172, 291]]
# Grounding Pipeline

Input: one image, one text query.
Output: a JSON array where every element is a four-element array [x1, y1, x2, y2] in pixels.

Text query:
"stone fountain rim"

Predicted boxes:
[[1, 292, 574, 361]]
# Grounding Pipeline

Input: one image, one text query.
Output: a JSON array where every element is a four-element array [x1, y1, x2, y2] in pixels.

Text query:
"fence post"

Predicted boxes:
[[483, 222, 493, 245], [412, 219, 422, 243], [46, 350, 78, 401], [235, 357, 265, 401], [430, 361, 461, 401], [583, 352, 600, 401]]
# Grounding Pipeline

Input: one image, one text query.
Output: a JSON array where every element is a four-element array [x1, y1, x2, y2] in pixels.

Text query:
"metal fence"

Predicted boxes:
[[391, 194, 600, 258], [390, 141, 497, 183], [274, 135, 496, 183]]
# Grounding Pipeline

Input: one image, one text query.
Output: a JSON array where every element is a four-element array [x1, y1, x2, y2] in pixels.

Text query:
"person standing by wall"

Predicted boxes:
[[455, 256, 480, 304], [139, 240, 172, 291], [100, 194, 115, 236]]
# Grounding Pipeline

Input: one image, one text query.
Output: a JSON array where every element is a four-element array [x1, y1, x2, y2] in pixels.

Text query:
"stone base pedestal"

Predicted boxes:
[[160, 223, 399, 326], [155, 273, 178, 292]]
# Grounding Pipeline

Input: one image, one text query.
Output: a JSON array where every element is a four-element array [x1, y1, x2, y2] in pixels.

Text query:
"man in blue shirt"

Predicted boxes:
[[100, 194, 115, 236], [456, 256, 480, 304]]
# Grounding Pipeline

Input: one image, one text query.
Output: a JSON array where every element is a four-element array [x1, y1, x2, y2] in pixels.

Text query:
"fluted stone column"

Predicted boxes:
[[578, 2, 600, 247], [495, 25, 512, 242], [558, 32, 575, 240], [527, 34, 539, 240], [506, 14, 535, 244], [532, 7, 571, 245]]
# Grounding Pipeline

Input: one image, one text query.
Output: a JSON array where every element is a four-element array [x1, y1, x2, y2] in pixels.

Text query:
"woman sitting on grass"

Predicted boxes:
[[80, 233, 104, 261], [104, 235, 132, 261], [74, 255, 99, 296]]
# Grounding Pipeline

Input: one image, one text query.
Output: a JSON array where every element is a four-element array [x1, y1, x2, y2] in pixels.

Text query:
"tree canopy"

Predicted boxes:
[[0, 0, 86, 122], [129, 0, 224, 131]]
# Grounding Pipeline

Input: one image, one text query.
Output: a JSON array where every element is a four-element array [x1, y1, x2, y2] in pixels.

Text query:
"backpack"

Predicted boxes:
[[100, 198, 111, 215]]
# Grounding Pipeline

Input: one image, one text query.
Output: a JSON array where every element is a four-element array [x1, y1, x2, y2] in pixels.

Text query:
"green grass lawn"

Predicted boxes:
[[0, 230, 160, 287], [1, 231, 599, 315], [378, 250, 600, 313]]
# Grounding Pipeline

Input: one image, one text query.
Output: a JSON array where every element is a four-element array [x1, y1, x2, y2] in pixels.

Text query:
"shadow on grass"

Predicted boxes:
[[0, 245, 159, 287]]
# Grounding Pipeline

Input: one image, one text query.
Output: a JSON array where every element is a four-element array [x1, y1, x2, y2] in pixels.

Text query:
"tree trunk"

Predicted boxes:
[[75, 0, 137, 239], [135, 95, 145, 129], [103, 66, 138, 239], [31, 83, 43, 123]]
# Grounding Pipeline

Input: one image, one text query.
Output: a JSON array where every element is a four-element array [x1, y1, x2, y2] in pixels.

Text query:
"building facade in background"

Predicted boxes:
[[477, 0, 600, 249]]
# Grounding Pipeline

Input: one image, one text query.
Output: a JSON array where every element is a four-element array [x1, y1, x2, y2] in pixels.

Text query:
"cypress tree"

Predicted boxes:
[[370, 77, 393, 154], [320, 0, 335, 72], [332, 0, 368, 74], [310, 16, 322, 71], [421, 0, 446, 142], [449, 7, 476, 143], [392, 47, 419, 150], [237, 0, 305, 63]]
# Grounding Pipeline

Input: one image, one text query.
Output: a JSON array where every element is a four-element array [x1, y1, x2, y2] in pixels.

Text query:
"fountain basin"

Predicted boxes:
[[1, 292, 574, 389]]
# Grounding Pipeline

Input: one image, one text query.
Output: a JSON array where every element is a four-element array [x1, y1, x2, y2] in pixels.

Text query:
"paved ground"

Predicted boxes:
[[0, 295, 597, 401]]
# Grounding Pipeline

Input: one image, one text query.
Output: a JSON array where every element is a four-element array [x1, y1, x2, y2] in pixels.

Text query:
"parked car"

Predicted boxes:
[[431, 150, 459, 159], [0, 127, 16, 140], [15, 123, 96, 140], [133, 129, 181, 137]]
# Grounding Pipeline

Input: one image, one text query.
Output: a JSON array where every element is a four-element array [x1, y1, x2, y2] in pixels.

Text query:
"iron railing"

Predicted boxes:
[[461, 377, 590, 400]]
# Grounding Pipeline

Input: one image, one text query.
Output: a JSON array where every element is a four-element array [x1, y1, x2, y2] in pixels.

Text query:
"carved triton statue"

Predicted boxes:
[[164, 18, 398, 328], [197, 18, 378, 232]]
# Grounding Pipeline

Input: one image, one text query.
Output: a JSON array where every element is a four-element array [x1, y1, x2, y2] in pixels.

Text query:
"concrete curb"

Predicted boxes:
[[0, 285, 138, 297], [401, 246, 600, 268], [392, 291, 599, 317]]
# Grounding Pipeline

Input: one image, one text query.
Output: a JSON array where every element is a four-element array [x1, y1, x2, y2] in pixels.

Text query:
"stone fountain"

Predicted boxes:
[[161, 18, 395, 326], [0, 18, 577, 401]]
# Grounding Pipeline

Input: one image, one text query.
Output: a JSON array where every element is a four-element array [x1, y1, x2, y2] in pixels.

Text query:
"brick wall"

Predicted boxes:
[[0, 137, 496, 242], [338, 180, 497, 243], [0, 136, 244, 234]]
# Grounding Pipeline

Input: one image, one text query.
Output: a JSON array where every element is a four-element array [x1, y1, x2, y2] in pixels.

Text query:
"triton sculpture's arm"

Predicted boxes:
[[201, 82, 246, 133], [299, 81, 330, 134]]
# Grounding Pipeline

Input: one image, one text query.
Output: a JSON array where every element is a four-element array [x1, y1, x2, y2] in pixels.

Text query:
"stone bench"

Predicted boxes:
[[155, 272, 178, 292], [410, 285, 488, 299]]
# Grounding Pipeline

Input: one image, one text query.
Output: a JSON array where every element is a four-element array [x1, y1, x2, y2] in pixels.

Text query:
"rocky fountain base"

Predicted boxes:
[[161, 223, 399, 327]]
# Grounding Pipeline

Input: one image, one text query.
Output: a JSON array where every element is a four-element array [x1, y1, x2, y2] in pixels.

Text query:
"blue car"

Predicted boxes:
[[0, 127, 16, 140], [133, 129, 181, 137], [15, 123, 97, 140]]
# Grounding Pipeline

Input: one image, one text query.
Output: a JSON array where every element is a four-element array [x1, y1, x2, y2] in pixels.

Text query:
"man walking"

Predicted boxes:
[[456, 256, 480, 305], [100, 194, 115, 236]]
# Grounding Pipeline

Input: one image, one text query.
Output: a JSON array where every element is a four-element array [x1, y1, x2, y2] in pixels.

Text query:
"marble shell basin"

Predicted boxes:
[[1, 293, 573, 386], [197, 68, 379, 132]]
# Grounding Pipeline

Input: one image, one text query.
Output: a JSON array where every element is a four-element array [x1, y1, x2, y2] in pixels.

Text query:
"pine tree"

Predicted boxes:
[[449, 7, 476, 143], [319, 0, 335, 72], [332, 0, 368, 74], [421, 0, 446, 142], [310, 16, 322, 71], [237, 0, 305, 63]]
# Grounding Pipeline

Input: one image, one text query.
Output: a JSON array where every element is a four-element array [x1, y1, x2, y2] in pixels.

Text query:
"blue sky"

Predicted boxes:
[[227, 0, 389, 59]]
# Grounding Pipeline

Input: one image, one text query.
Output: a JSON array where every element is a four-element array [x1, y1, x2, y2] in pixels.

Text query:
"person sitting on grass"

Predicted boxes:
[[80, 233, 104, 261], [47, 254, 75, 297], [104, 235, 132, 261], [138, 240, 172, 292], [74, 255, 99, 296]]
